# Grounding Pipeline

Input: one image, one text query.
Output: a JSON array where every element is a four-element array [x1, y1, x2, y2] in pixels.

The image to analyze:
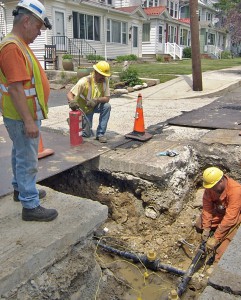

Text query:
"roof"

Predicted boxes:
[[115, 5, 140, 13], [178, 18, 190, 24], [144, 6, 166, 16]]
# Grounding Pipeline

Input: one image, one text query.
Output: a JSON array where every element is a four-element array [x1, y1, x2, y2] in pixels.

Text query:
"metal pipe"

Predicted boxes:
[[177, 241, 206, 297], [96, 241, 186, 276]]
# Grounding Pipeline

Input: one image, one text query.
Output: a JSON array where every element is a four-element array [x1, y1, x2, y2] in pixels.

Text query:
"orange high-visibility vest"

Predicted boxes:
[[0, 34, 48, 120]]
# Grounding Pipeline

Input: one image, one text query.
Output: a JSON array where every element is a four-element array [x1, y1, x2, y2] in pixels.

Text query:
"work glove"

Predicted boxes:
[[206, 236, 219, 251], [86, 99, 98, 108], [201, 228, 211, 241], [69, 101, 80, 111]]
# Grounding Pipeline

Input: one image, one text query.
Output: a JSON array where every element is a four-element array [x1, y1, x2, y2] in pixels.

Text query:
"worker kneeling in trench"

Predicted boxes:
[[195, 166, 241, 265]]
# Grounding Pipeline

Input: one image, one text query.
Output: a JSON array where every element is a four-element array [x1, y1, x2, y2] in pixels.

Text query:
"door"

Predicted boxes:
[[54, 10, 66, 51], [132, 26, 139, 56], [133, 26, 138, 48], [157, 25, 164, 53]]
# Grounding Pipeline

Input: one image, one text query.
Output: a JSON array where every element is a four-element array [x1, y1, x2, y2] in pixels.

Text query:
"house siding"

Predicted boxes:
[[142, 21, 157, 55], [115, 0, 141, 7], [0, 3, 6, 40], [3, 1, 47, 64], [1, 0, 231, 66]]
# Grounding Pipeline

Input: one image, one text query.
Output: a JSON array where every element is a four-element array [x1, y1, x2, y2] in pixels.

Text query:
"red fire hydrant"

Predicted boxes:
[[69, 110, 83, 146]]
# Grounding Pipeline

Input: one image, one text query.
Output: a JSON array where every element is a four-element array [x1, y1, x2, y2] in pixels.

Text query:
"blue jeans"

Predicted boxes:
[[86, 102, 111, 137], [3, 117, 40, 209]]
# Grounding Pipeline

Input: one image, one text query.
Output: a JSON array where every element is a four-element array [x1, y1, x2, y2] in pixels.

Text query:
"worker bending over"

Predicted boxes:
[[196, 167, 241, 262], [67, 61, 111, 143]]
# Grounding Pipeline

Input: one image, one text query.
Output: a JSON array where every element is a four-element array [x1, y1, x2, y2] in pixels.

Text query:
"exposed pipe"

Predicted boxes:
[[177, 240, 206, 297], [96, 241, 186, 276]]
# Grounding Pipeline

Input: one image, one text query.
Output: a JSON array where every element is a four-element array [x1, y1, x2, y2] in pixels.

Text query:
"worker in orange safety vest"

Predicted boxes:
[[0, 0, 58, 222], [195, 166, 241, 262]]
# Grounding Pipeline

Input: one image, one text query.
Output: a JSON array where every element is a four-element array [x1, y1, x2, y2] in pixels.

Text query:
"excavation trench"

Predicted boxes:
[[33, 141, 241, 300]]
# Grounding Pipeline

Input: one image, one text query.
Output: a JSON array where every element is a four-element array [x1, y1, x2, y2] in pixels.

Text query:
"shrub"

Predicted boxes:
[[86, 54, 105, 61], [183, 47, 192, 58], [116, 54, 138, 63], [119, 68, 143, 87], [62, 54, 73, 59], [156, 54, 164, 62], [221, 50, 232, 59]]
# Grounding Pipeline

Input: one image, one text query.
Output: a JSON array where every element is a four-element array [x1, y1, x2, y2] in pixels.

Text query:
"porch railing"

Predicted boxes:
[[165, 42, 183, 60], [51, 36, 96, 65], [205, 45, 223, 59]]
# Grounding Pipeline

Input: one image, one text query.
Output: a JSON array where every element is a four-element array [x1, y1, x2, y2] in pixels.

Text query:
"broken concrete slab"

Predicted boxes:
[[89, 138, 200, 216], [95, 139, 189, 180], [207, 227, 241, 296], [201, 129, 241, 145], [199, 286, 241, 300], [0, 186, 108, 297]]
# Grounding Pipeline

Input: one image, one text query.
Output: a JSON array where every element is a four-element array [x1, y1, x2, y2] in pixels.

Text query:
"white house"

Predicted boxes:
[[2, 0, 147, 65], [1, 0, 230, 68]]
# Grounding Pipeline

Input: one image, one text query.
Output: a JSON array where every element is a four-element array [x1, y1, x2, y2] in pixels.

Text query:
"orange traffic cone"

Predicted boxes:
[[38, 133, 54, 159], [125, 93, 153, 141]]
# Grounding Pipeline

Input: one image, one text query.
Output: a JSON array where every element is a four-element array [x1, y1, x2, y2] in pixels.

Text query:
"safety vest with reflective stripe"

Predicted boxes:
[[0, 34, 48, 120], [76, 73, 107, 114]]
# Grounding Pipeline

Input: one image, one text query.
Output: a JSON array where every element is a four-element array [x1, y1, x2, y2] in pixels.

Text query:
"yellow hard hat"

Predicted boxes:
[[203, 167, 223, 189], [93, 61, 111, 77]]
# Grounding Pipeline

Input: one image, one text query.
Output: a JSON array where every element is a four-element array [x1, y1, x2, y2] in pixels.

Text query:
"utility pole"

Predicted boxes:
[[189, 0, 203, 91]]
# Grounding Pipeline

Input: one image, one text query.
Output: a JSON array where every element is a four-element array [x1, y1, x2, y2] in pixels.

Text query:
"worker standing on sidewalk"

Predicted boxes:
[[195, 167, 241, 262], [0, 0, 58, 221], [67, 61, 111, 143]]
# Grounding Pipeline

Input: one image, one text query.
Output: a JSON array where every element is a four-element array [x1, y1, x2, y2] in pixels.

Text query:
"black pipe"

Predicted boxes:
[[96, 241, 186, 276], [177, 241, 206, 297]]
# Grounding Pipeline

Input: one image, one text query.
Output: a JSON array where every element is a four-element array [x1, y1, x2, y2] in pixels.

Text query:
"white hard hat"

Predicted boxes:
[[13, 0, 52, 29]]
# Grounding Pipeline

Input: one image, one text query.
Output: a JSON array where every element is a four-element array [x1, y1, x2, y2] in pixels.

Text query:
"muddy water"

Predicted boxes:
[[96, 251, 176, 300]]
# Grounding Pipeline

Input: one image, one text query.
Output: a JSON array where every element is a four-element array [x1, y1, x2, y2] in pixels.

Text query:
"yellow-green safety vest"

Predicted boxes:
[[0, 34, 48, 120], [76, 73, 107, 114]]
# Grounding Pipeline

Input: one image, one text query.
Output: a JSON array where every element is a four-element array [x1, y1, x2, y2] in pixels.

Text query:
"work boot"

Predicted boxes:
[[14, 189, 46, 202], [22, 206, 58, 222], [96, 136, 107, 143]]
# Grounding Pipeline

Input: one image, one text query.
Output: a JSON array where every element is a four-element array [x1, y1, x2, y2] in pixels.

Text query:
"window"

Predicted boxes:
[[167, 1, 178, 19], [99, 0, 113, 3], [207, 33, 215, 45], [206, 12, 212, 21], [158, 26, 163, 43], [170, 2, 173, 16], [73, 12, 100, 41], [180, 28, 188, 46], [142, 0, 159, 7], [168, 25, 177, 43], [142, 23, 150, 42], [107, 19, 127, 44], [174, 3, 178, 18]]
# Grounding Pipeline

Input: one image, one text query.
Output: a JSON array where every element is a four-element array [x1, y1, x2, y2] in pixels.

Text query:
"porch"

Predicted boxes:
[[44, 36, 97, 70]]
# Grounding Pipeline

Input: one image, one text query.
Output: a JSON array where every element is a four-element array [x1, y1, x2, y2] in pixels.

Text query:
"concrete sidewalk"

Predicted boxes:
[[1, 66, 241, 133], [130, 65, 241, 100], [39, 65, 241, 138]]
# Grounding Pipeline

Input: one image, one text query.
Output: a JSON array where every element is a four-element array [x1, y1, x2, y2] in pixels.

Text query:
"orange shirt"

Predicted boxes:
[[0, 43, 50, 103], [202, 176, 241, 240]]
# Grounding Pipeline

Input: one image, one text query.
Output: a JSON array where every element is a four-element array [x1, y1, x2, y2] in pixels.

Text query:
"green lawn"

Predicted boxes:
[[111, 58, 241, 83]]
